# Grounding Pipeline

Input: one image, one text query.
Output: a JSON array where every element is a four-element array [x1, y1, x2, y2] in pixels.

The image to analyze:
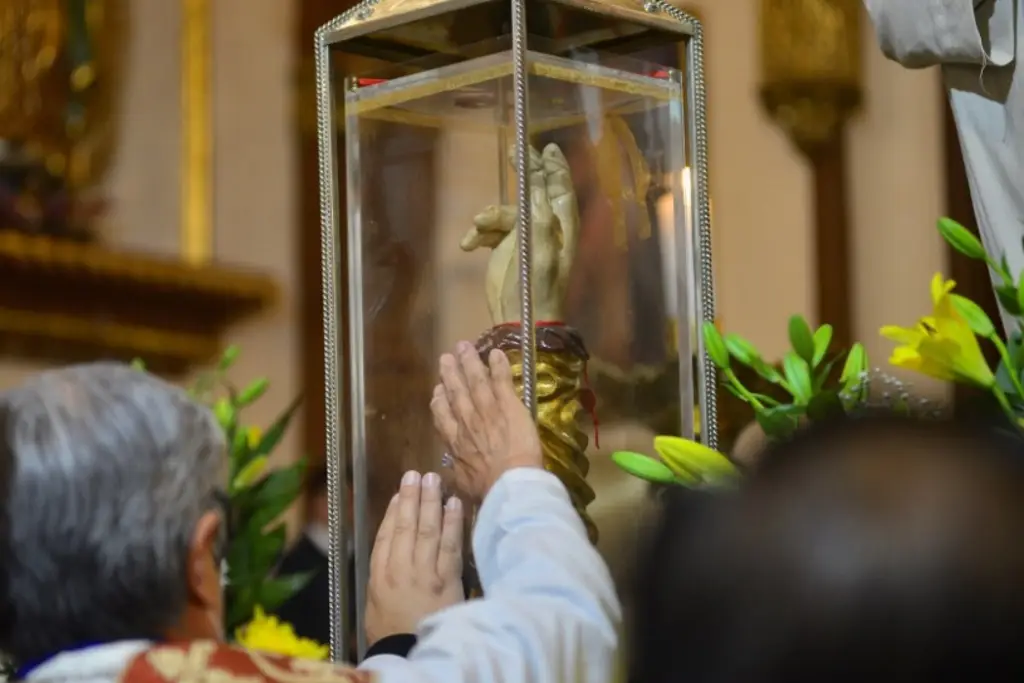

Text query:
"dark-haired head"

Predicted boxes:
[[631, 411, 1024, 683]]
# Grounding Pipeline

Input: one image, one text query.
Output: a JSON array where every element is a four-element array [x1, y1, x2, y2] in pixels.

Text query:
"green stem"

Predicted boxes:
[[990, 335, 1024, 398], [725, 369, 765, 411], [986, 256, 1016, 287], [993, 386, 1018, 425]]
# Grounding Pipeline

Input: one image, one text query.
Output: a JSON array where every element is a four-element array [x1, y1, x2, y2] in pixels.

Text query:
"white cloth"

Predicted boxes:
[[27, 641, 151, 683], [863, 0, 1023, 332], [361, 467, 621, 683]]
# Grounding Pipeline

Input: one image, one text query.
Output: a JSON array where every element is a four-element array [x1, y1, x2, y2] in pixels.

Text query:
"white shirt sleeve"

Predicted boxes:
[[863, 0, 1015, 68], [360, 468, 621, 683]]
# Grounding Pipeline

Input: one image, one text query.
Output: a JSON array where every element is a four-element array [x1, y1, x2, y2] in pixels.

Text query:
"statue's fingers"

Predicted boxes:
[[527, 148, 554, 229], [541, 143, 574, 202], [461, 229, 507, 251], [506, 144, 544, 174], [541, 144, 579, 277], [473, 205, 517, 233], [459, 227, 485, 251], [462, 206, 516, 251]]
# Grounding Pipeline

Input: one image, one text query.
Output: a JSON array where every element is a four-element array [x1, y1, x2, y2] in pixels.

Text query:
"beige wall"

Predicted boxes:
[[0, 0, 949, 462], [703, 0, 946, 400]]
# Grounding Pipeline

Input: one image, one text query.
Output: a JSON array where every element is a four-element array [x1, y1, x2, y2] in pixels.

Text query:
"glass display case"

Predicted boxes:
[[316, 0, 715, 659]]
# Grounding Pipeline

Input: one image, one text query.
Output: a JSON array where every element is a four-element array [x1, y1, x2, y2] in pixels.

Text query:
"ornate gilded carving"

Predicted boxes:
[[759, 0, 861, 151], [0, 0, 126, 238], [0, 231, 277, 373], [476, 324, 597, 541]]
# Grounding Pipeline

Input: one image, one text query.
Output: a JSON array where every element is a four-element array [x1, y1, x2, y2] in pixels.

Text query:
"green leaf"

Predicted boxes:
[[702, 322, 730, 369], [256, 572, 316, 613], [213, 398, 236, 432], [724, 333, 761, 366], [950, 294, 996, 337], [219, 345, 241, 371], [840, 343, 867, 387], [252, 396, 302, 458], [236, 378, 270, 407], [226, 585, 257, 632], [1003, 253, 1016, 287], [787, 315, 816, 363], [230, 428, 250, 472], [811, 324, 833, 367], [228, 524, 287, 590], [611, 451, 677, 484], [782, 352, 813, 404], [996, 332, 1024, 397], [130, 358, 146, 372], [1016, 274, 1024, 316], [813, 354, 841, 392], [1010, 330, 1024, 365], [755, 406, 800, 440], [938, 217, 987, 260], [723, 383, 782, 407], [242, 459, 307, 532], [233, 456, 269, 491], [751, 359, 784, 384], [807, 390, 844, 422], [996, 285, 1023, 316]]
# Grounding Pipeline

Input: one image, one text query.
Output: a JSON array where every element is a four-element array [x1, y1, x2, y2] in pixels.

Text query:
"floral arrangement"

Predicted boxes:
[[612, 217, 991, 489], [135, 347, 321, 648], [235, 608, 330, 660], [883, 218, 1022, 423], [613, 314, 870, 486]]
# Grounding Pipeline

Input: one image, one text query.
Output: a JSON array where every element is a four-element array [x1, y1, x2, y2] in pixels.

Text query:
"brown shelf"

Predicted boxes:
[[0, 231, 278, 374]]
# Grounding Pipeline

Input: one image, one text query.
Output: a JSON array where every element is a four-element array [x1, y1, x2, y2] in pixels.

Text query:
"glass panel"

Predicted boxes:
[[334, 40, 698, 638]]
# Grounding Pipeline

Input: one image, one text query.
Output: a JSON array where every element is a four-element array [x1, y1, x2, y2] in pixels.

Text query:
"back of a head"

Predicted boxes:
[[0, 363, 225, 665], [631, 413, 1024, 683]]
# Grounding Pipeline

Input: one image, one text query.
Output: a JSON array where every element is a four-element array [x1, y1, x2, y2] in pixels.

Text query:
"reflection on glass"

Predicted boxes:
[[339, 43, 699, 604]]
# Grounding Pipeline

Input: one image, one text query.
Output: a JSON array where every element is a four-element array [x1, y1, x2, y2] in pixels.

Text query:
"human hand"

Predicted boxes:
[[431, 342, 544, 502], [365, 471, 465, 645], [460, 142, 579, 324]]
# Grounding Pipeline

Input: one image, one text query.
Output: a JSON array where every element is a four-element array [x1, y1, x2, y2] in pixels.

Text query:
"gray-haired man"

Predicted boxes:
[[0, 358, 618, 683], [0, 363, 230, 677]]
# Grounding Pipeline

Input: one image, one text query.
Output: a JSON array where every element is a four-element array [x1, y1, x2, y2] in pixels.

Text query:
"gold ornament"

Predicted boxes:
[[476, 323, 597, 542]]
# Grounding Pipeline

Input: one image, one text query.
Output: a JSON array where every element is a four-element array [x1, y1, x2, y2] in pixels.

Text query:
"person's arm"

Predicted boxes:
[[863, 0, 1014, 68], [361, 468, 620, 683]]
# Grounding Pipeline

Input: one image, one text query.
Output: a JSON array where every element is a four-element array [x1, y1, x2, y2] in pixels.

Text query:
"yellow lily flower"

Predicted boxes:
[[236, 607, 329, 660], [247, 426, 263, 450], [880, 273, 994, 389], [654, 435, 739, 484]]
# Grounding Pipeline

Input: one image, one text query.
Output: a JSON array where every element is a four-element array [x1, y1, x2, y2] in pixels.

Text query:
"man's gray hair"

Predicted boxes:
[[0, 362, 226, 664]]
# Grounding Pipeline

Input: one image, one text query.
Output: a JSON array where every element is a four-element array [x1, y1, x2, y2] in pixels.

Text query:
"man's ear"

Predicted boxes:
[[186, 510, 222, 608]]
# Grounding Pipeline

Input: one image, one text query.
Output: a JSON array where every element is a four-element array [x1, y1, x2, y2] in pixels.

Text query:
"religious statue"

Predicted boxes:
[[461, 142, 597, 541], [0, 0, 125, 240]]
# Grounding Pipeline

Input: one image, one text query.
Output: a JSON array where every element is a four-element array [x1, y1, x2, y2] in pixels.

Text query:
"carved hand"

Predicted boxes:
[[460, 142, 579, 324]]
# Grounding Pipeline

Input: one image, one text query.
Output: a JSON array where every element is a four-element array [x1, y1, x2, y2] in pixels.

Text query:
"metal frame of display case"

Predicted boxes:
[[315, 0, 715, 659]]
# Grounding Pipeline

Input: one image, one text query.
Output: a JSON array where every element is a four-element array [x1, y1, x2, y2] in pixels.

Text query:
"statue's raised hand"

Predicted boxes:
[[460, 142, 579, 324]]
